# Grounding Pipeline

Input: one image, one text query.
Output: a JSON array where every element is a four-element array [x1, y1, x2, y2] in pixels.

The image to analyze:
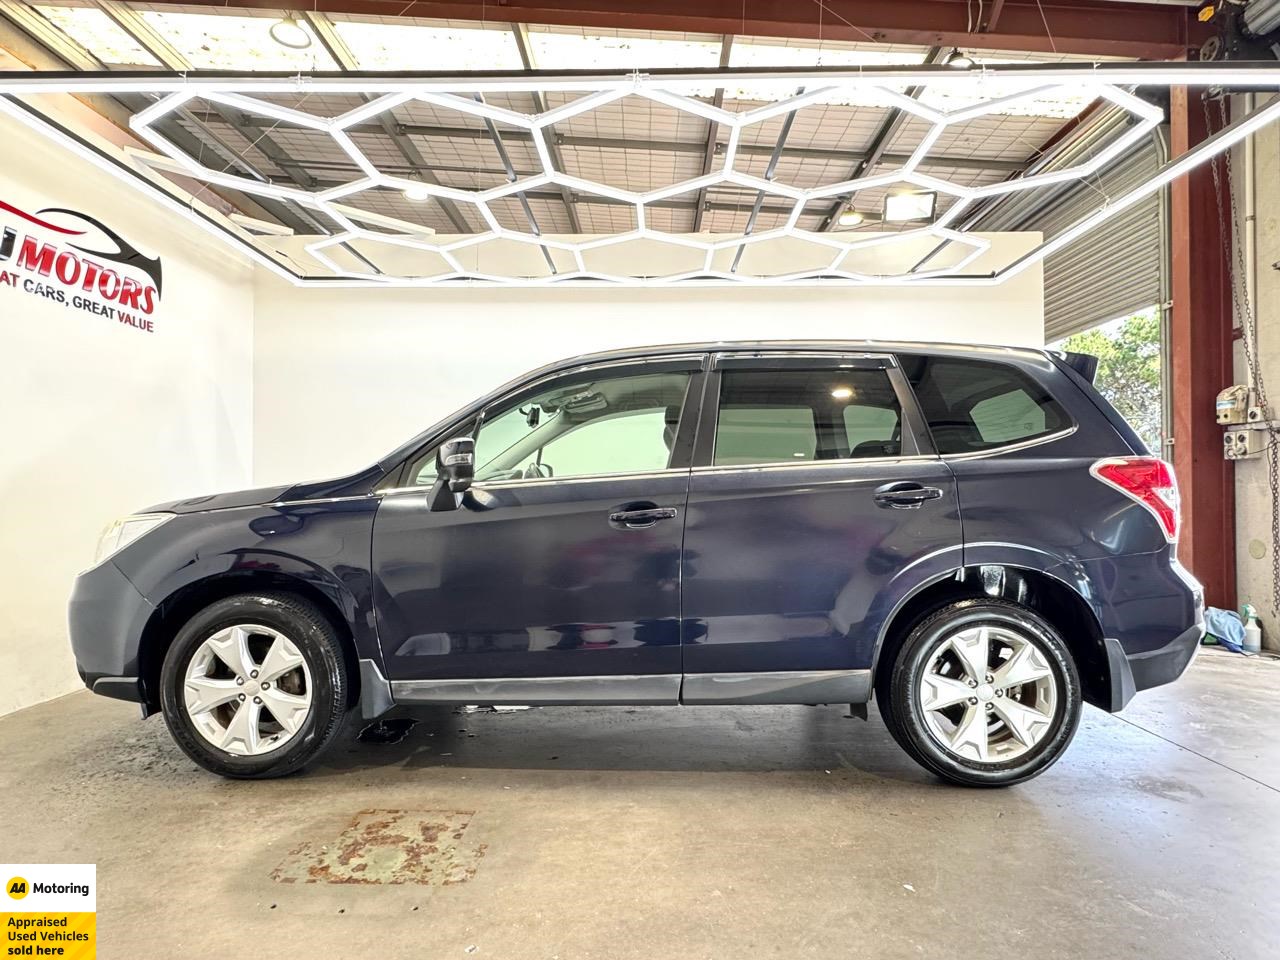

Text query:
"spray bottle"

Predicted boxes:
[[1241, 603, 1262, 654]]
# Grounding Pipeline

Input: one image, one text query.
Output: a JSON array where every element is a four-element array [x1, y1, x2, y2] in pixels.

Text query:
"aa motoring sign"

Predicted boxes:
[[0, 198, 162, 333]]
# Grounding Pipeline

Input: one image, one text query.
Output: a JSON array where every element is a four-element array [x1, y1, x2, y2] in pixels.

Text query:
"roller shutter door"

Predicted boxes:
[[1037, 136, 1166, 342], [978, 118, 1168, 342]]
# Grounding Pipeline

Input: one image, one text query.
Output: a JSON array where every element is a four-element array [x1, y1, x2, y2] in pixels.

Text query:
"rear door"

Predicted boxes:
[[679, 352, 962, 703]]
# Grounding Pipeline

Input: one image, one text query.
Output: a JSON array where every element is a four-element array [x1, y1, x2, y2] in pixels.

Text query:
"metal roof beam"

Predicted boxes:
[[150, 111, 320, 234], [692, 33, 732, 234], [89, 0, 342, 242], [818, 45, 946, 232], [0, 0, 311, 233], [472, 91, 558, 271], [303, 10, 473, 234], [0, 0, 98, 69], [129, 0, 1206, 60], [91, 0, 186, 66], [730, 83, 803, 272], [512, 21, 581, 233]]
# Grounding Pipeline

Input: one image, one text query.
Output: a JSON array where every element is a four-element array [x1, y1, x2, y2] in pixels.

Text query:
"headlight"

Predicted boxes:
[[94, 514, 172, 565]]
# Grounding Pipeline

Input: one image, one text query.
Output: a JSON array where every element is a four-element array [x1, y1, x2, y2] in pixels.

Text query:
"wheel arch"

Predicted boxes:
[[872, 564, 1111, 710], [136, 571, 362, 715]]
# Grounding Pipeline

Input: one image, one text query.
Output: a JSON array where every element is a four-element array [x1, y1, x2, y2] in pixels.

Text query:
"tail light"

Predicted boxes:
[[1090, 457, 1181, 542]]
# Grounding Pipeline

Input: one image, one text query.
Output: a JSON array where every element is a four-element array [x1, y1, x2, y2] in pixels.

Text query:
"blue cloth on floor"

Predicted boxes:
[[1204, 607, 1245, 653]]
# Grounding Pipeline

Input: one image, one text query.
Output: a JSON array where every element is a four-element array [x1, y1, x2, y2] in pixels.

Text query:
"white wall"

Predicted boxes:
[[253, 237, 1043, 484], [0, 111, 255, 714]]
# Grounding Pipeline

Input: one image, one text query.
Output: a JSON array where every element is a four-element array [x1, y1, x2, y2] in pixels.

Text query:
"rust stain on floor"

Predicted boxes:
[[271, 809, 487, 886]]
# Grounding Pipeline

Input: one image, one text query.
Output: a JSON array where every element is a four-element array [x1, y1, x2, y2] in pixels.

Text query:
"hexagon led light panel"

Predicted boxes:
[[3, 64, 1279, 287]]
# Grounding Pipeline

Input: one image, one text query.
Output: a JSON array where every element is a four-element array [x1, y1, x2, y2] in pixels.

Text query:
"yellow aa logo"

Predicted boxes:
[[7, 877, 28, 900]]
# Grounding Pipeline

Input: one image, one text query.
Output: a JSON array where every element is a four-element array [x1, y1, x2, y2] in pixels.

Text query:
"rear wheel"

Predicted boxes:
[[878, 599, 1081, 787], [159, 592, 348, 779]]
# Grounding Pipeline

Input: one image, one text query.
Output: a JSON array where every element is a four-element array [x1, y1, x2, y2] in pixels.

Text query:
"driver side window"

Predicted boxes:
[[405, 369, 691, 486]]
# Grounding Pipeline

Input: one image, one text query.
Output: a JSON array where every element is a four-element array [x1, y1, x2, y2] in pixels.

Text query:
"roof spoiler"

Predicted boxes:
[[1056, 350, 1099, 384]]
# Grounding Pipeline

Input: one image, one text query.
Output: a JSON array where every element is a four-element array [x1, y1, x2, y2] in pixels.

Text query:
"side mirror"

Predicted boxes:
[[427, 436, 475, 511]]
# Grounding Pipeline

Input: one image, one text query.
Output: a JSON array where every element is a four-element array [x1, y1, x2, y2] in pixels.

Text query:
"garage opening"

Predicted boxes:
[[1051, 306, 1165, 453]]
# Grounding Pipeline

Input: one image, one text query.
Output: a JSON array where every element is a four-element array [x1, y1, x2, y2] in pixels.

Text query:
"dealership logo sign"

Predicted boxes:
[[0, 198, 162, 333]]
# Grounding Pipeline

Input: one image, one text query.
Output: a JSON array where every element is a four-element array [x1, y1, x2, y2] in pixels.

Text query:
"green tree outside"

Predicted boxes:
[[1051, 308, 1163, 453]]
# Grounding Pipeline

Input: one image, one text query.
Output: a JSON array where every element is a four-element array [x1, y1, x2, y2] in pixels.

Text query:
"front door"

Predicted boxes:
[[679, 352, 962, 703], [371, 358, 703, 703]]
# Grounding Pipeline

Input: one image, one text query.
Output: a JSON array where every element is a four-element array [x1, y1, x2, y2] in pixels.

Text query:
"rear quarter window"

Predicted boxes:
[[901, 356, 1071, 455]]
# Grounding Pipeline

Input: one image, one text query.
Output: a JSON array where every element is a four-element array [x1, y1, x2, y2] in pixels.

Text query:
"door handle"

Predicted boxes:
[[609, 506, 679, 528], [873, 482, 944, 510]]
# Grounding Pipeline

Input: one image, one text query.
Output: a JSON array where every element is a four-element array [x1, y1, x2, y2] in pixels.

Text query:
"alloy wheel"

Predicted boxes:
[[183, 624, 313, 756], [917, 623, 1059, 764]]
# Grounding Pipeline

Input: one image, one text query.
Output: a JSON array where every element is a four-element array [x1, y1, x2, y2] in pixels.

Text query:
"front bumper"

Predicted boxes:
[[68, 559, 155, 704], [1104, 619, 1205, 712]]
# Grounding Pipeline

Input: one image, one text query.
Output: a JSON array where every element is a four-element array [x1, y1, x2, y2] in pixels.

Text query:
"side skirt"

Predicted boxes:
[[389, 673, 681, 706], [681, 669, 872, 705], [372, 668, 873, 710]]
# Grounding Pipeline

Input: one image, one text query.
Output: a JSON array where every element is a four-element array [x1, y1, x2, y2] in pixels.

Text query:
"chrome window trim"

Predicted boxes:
[[689, 454, 938, 475], [378, 467, 689, 497], [937, 424, 1079, 461], [473, 469, 689, 491], [381, 455, 944, 493]]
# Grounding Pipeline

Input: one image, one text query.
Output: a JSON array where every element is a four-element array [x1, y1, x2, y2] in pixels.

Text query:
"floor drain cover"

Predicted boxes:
[[272, 809, 486, 885]]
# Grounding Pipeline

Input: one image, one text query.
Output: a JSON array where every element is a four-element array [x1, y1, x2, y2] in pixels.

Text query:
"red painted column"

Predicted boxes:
[[1168, 85, 1235, 607]]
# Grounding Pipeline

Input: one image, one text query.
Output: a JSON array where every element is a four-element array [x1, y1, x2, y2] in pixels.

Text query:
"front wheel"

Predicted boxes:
[[159, 592, 349, 779], [879, 600, 1082, 787]]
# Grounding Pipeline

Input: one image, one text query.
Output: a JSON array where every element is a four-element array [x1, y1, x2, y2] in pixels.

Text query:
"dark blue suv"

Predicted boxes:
[[69, 341, 1204, 786]]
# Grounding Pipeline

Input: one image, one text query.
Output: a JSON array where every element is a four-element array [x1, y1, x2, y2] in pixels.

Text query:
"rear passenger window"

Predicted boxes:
[[970, 389, 1047, 443], [713, 368, 902, 466], [901, 356, 1070, 455]]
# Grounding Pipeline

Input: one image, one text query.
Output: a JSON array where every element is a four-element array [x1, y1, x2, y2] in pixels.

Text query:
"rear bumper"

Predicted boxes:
[[1104, 620, 1205, 712], [68, 559, 154, 704]]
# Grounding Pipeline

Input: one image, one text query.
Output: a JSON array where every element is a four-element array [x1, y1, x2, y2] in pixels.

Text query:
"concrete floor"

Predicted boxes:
[[3, 648, 1279, 959]]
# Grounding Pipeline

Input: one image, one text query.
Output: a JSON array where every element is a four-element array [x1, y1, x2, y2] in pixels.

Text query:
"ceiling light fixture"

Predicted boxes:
[[269, 14, 312, 50], [946, 50, 976, 69], [2, 66, 1277, 287], [831, 386, 854, 400], [883, 191, 937, 223], [404, 182, 433, 203], [837, 208, 865, 227]]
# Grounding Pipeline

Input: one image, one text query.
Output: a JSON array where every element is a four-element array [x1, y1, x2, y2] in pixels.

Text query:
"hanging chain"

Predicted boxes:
[[1207, 97, 1265, 406], [1205, 93, 1280, 613]]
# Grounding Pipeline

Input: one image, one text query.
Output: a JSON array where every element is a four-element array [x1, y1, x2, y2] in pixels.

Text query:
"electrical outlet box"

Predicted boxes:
[[1224, 428, 1270, 460], [1217, 385, 1250, 424]]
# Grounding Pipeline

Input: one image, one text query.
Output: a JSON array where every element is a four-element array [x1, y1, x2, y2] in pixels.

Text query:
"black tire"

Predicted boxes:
[[877, 599, 1081, 787], [160, 592, 348, 779]]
